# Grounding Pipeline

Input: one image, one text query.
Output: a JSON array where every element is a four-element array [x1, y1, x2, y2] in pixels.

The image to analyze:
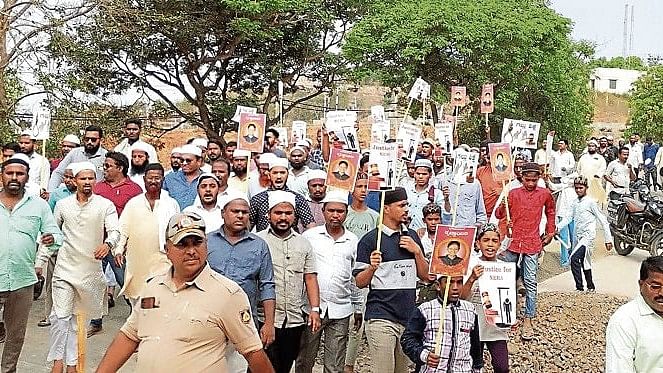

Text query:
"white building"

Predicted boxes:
[[589, 68, 644, 95]]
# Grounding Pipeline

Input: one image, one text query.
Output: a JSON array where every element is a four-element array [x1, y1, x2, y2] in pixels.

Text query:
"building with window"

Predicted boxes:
[[589, 68, 644, 95]]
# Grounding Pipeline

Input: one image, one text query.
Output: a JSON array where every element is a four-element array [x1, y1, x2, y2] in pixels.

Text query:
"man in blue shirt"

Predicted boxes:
[[0, 157, 62, 372], [643, 137, 660, 191], [207, 191, 276, 372], [163, 144, 203, 209]]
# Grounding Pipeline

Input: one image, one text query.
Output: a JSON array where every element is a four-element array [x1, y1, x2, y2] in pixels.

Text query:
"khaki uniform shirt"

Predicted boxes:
[[256, 228, 317, 328], [120, 264, 262, 372]]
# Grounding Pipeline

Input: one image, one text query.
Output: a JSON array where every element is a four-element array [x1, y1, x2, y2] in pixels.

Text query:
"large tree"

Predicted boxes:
[[343, 0, 594, 147], [626, 66, 663, 139], [47, 0, 365, 138]]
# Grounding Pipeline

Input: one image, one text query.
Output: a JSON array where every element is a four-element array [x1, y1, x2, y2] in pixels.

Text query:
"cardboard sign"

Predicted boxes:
[[326, 148, 360, 192], [368, 143, 398, 190], [274, 127, 288, 148], [488, 143, 513, 183], [451, 151, 479, 184], [371, 120, 391, 143], [501, 119, 541, 150], [326, 111, 360, 152], [480, 84, 494, 114], [451, 86, 467, 107], [396, 123, 422, 162], [237, 113, 265, 153], [430, 225, 477, 276], [408, 78, 431, 101], [232, 105, 257, 122], [434, 122, 454, 153], [371, 105, 386, 122], [478, 261, 517, 327], [291, 120, 307, 144], [545, 130, 555, 162], [30, 108, 51, 140]]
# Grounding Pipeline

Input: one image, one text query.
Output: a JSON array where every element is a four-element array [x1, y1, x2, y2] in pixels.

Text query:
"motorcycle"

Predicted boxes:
[[607, 179, 663, 256]]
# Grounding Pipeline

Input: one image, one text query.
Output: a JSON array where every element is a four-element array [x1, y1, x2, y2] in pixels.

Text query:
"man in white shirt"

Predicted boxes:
[[297, 190, 363, 373], [113, 119, 158, 164], [228, 149, 250, 194], [406, 159, 443, 230], [18, 130, 50, 188], [550, 139, 575, 181], [605, 256, 663, 373], [183, 173, 224, 233], [604, 147, 635, 199], [577, 139, 607, 204], [534, 139, 548, 166], [128, 142, 152, 191], [625, 134, 643, 177]]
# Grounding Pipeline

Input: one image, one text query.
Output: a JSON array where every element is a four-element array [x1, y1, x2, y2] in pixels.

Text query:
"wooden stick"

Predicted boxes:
[[76, 313, 86, 373], [401, 98, 414, 125], [502, 180, 512, 236], [433, 276, 452, 355], [40, 139, 48, 190], [375, 191, 386, 253]]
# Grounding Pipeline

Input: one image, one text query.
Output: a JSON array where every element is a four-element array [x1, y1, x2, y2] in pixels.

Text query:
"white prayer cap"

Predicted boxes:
[[62, 134, 81, 145], [19, 130, 36, 140], [233, 149, 251, 159], [308, 169, 327, 182], [414, 159, 433, 170], [289, 146, 305, 155], [587, 139, 598, 147], [321, 190, 349, 205], [131, 142, 151, 156], [171, 146, 183, 155], [198, 172, 220, 186], [295, 140, 310, 149], [421, 138, 435, 146], [70, 161, 96, 176], [607, 135, 614, 141], [258, 152, 277, 165], [269, 157, 289, 170], [268, 190, 296, 211], [180, 144, 202, 157], [191, 138, 208, 149], [219, 190, 249, 209]]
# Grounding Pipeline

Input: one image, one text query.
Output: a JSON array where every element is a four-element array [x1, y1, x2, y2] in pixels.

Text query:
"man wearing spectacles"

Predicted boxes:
[[163, 144, 204, 209], [49, 125, 108, 191], [606, 256, 663, 372]]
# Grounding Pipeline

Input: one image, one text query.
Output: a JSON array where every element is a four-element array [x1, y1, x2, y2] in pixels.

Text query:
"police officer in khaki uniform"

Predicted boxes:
[[96, 212, 275, 373]]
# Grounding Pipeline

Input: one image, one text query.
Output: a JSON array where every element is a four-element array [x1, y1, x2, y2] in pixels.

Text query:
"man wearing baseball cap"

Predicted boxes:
[[495, 162, 555, 340], [97, 212, 274, 373]]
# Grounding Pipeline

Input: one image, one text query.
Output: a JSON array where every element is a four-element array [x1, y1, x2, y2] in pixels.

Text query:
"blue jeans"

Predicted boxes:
[[91, 252, 126, 327], [499, 250, 538, 318], [556, 217, 573, 267]]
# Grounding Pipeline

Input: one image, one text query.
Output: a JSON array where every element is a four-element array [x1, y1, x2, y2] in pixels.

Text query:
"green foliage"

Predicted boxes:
[[46, 0, 366, 137], [627, 66, 663, 139], [342, 0, 593, 147], [0, 69, 25, 144], [590, 56, 648, 71]]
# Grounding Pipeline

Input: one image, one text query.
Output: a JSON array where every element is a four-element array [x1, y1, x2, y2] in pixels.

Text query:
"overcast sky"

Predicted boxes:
[[551, 0, 663, 58]]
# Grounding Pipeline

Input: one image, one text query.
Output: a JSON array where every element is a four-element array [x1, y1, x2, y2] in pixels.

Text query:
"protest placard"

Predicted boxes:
[[326, 148, 360, 192], [545, 130, 555, 161], [430, 225, 476, 276], [326, 111, 360, 152], [237, 113, 265, 153], [408, 78, 431, 101], [231, 105, 257, 122], [396, 123, 422, 162], [478, 261, 517, 327], [274, 127, 288, 148], [480, 84, 494, 114], [488, 143, 513, 183], [451, 86, 467, 107], [451, 151, 479, 184], [501, 119, 541, 150], [371, 105, 386, 122], [291, 120, 307, 144], [371, 121, 391, 143], [367, 143, 398, 190], [30, 107, 51, 140], [434, 122, 454, 152]]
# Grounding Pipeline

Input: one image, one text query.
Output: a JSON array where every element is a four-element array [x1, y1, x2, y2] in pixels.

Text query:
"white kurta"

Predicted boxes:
[[116, 191, 179, 299], [556, 196, 613, 269], [52, 194, 119, 318], [577, 153, 607, 204]]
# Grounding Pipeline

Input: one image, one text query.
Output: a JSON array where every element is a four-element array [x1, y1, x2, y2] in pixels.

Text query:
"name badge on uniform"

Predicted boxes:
[[141, 297, 160, 309]]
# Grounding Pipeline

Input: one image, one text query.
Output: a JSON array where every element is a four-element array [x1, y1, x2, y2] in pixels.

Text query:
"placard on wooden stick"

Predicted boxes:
[[368, 143, 398, 191], [429, 225, 476, 276], [501, 119, 541, 150], [480, 84, 494, 114], [237, 113, 265, 153], [478, 262, 517, 327], [488, 143, 513, 183], [326, 148, 360, 192]]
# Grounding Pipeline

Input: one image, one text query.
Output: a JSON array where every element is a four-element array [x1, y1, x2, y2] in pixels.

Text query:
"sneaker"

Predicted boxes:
[[38, 319, 51, 327], [575, 289, 584, 293], [521, 318, 534, 340], [87, 324, 103, 338], [587, 288, 596, 293]]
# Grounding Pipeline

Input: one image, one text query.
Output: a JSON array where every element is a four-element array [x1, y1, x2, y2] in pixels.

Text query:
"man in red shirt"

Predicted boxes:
[[89, 151, 142, 336], [495, 162, 555, 340]]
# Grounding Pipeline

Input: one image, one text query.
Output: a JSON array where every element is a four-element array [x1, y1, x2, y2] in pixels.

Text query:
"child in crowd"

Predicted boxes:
[[462, 223, 511, 373], [401, 275, 481, 373], [416, 204, 442, 304], [556, 176, 613, 292]]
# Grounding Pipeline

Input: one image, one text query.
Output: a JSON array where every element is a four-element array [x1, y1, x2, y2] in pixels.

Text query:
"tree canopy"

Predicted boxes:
[[626, 66, 663, 139], [590, 56, 648, 71], [47, 0, 366, 138], [343, 0, 593, 147]]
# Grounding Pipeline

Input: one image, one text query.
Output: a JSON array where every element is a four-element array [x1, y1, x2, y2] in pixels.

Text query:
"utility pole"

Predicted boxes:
[[622, 3, 628, 58]]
